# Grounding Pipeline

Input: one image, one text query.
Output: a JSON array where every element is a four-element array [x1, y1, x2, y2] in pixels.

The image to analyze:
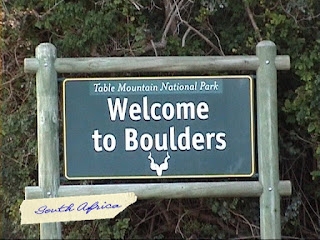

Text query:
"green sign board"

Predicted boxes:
[[63, 76, 255, 179]]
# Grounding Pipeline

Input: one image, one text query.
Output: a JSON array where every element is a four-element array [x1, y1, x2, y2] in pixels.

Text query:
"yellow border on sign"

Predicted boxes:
[[63, 76, 255, 180]]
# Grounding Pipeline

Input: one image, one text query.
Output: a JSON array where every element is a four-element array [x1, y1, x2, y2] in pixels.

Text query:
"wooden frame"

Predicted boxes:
[[24, 41, 290, 239]]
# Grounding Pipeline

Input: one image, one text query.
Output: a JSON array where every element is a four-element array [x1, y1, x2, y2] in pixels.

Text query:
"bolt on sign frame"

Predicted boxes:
[[24, 41, 291, 239]]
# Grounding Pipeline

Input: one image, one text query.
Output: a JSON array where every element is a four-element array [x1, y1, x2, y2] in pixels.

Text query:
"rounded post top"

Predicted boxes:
[[256, 40, 276, 48], [35, 43, 57, 59], [256, 40, 277, 58]]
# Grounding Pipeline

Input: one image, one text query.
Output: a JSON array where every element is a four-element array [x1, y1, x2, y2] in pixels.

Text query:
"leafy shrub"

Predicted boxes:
[[1, 0, 320, 239]]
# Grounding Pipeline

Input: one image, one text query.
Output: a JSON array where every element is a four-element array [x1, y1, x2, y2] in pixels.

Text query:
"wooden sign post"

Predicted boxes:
[[256, 41, 282, 238], [24, 41, 291, 239], [35, 44, 61, 239]]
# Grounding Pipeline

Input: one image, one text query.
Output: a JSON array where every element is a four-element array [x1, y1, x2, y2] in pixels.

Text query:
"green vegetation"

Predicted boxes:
[[1, 0, 320, 238]]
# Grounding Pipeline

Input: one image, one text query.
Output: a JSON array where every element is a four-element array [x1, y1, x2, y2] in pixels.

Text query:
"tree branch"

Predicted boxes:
[[180, 20, 224, 56], [244, 1, 263, 41]]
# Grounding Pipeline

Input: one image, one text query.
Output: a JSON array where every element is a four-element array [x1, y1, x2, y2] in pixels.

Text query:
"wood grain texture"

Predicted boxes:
[[256, 40, 281, 239], [35, 43, 61, 239], [25, 181, 292, 200], [25, 55, 290, 73]]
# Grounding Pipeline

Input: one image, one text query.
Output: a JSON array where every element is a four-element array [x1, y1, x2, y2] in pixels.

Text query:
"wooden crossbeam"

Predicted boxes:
[[25, 181, 291, 200], [25, 55, 290, 73]]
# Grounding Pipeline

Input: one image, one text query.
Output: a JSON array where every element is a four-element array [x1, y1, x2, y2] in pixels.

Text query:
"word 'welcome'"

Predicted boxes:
[[107, 97, 209, 121]]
